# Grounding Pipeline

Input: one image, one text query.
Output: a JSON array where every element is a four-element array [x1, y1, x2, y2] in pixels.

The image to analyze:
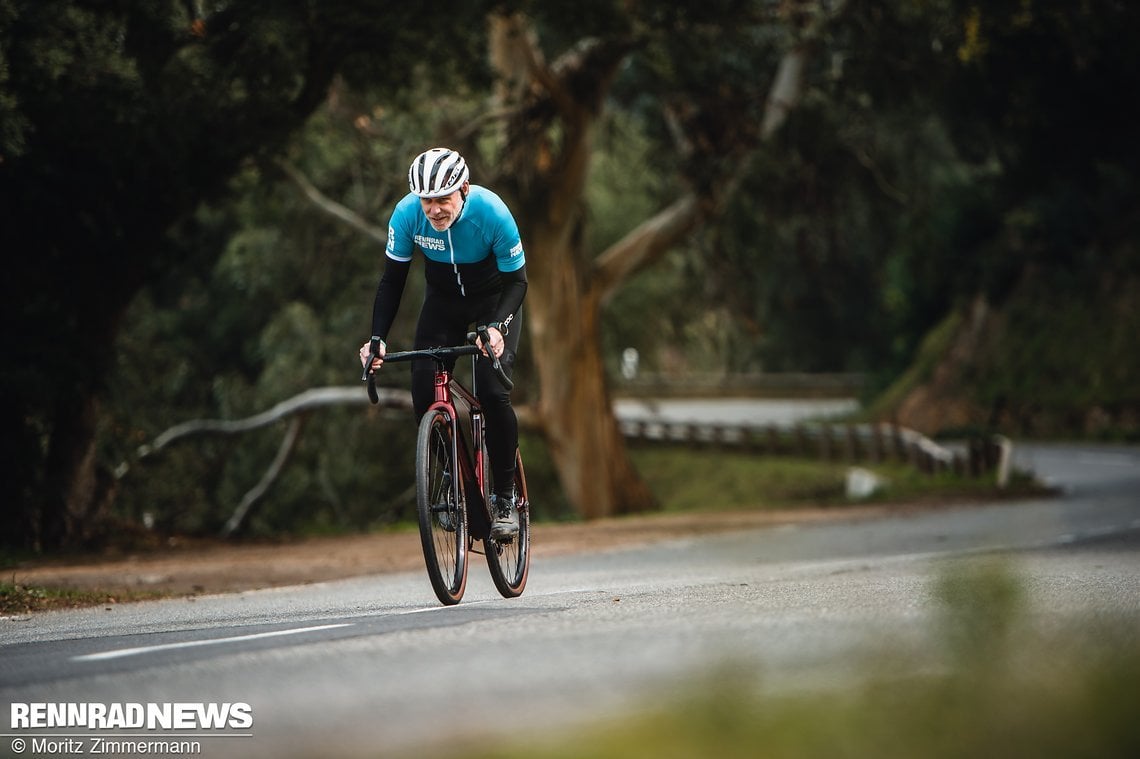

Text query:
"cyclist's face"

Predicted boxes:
[[420, 184, 467, 231]]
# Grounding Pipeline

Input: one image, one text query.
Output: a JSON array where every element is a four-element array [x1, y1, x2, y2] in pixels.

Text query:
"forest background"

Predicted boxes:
[[2, 0, 1137, 553]]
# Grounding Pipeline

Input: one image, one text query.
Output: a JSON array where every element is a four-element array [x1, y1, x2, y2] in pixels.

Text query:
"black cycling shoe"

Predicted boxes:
[[489, 489, 519, 541]]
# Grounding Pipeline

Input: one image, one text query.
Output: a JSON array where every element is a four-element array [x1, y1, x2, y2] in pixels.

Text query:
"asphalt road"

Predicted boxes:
[[2, 442, 1138, 758]]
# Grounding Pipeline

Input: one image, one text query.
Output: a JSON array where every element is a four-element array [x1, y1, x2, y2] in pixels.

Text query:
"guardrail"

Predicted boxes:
[[616, 372, 866, 399], [619, 418, 1013, 485]]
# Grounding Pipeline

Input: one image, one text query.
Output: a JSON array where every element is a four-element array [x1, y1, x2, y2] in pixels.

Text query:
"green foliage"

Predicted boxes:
[[688, 0, 1140, 424], [94, 8, 511, 537], [932, 557, 1024, 668], [866, 310, 963, 419], [616, 0, 786, 192], [970, 268, 1140, 437], [590, 111, 695, 376], [100, 26, 557, 537], [0, 0, 500, 548]]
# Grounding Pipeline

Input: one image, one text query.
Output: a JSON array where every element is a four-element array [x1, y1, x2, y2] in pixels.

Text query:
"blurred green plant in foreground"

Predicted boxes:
[[471, 558, 1139, 759]]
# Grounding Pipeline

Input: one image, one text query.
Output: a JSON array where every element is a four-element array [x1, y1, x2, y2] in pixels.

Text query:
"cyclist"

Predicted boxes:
[[359, 148, 526, 539]]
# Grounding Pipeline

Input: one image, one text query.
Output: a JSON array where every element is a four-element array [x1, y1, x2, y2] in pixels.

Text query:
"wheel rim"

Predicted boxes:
[[419, 411, 466, 602], [489, 501, 527, 584], [484, 452, 529, 596]]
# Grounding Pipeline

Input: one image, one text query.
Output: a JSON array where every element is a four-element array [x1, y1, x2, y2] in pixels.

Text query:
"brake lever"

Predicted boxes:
[[361, 345, 380, 404], [475, 326, 514, 391]]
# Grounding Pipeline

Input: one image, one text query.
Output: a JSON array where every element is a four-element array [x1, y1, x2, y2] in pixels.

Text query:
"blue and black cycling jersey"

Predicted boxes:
[[386, 185, 525, 294], [371, 185, 527, 341]]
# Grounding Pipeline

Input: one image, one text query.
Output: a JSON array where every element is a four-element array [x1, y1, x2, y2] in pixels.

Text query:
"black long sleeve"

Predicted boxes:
[[369, 257, 411, 341], [490, 264, 527, 328]]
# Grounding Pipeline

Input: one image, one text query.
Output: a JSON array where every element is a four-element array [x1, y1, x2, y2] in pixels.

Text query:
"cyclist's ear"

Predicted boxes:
[[459, 181, 469, 202]]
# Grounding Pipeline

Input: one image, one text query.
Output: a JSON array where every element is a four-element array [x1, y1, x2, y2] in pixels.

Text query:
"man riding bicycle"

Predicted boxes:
[[359, 148, 527, 539]]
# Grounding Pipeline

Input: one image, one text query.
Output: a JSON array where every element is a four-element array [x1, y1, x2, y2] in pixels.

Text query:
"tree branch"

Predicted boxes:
[[853, 147, 909, 204], [275, 160, 388, 246], [591, 193, 702, 305], [761, 43, 809, 140], [762, 0, 851, 139], [126, 385, 542, 472], [220, 414, 305, 537], [134, 386, 411, 463], [449, 104, 518, 144], [491, 12, 575, 117], [586, 6, 835, 305]]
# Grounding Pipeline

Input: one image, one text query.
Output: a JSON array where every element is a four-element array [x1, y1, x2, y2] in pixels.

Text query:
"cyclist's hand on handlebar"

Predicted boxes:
[[359, 339, 386, 373], [477, 326, 505, 359]]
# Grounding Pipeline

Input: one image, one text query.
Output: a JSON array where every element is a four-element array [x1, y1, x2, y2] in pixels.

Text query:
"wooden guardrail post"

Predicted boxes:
[[891, 424, 906, 463], [844, 424, 859, 463], [819, 424, 833, 462], [767, 424, 782, 455], [967, 438, 984, 477], [794, 424, 810, 456], [869, 424, 884, 464], [993, 434, 1013, 488]]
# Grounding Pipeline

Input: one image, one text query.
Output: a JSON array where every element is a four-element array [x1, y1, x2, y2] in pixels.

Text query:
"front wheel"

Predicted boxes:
[[417, 408, 468, 605], [484, 449, 530, 598]]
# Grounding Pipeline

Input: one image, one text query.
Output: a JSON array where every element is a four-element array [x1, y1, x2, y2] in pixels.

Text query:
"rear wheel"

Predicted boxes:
[[416, 409, 468, 605], [484, 449, 530, 598]]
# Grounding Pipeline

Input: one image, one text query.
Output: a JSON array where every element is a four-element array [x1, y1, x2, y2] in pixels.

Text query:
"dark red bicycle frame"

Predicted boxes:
[[429, 354, 492, 530]]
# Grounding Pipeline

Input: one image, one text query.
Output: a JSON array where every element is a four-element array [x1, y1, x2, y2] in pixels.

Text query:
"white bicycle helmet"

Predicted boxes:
[[408, 148, 469, 198]]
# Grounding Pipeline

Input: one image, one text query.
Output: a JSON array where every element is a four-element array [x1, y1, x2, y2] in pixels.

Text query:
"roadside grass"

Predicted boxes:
[[0, 582, 163, 615], [520, 431, 1046, 522], [466, 558, 1140, 759], [627, 445, 1043, 512]]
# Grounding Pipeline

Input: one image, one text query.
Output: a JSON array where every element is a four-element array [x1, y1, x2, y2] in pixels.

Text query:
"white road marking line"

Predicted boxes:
[[71, 623, 353, 662], [398, 600, 489, 614]]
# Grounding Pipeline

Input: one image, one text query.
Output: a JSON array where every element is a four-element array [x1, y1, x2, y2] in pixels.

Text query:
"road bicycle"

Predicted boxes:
[[362, 327, 530, 605]]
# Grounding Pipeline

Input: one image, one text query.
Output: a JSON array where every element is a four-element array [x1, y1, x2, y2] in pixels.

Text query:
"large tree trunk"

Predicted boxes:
[[41, 366, 117, 549], [534, 194, 703, 518], [489, 13, 665, 518], [483, 9, 811, 519], [526, 228, 657, 517]]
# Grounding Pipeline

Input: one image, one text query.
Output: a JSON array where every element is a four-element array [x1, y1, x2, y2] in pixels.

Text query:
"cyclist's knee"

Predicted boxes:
[[476, 369, 512, 408]]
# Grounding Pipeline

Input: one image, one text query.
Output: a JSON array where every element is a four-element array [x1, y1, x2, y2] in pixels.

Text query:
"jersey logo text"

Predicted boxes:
[[414, 234, 447, 252]]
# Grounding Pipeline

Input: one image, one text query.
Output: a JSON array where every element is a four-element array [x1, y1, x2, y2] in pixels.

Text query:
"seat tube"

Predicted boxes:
[[471, 408, 485, 496]]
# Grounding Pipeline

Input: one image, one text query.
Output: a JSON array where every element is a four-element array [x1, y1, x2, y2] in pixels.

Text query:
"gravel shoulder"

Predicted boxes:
[[8, 506, 897, 597]]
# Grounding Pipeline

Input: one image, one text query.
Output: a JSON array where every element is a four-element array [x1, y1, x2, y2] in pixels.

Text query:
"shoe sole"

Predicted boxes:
[[490, 525, 518, 543]]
